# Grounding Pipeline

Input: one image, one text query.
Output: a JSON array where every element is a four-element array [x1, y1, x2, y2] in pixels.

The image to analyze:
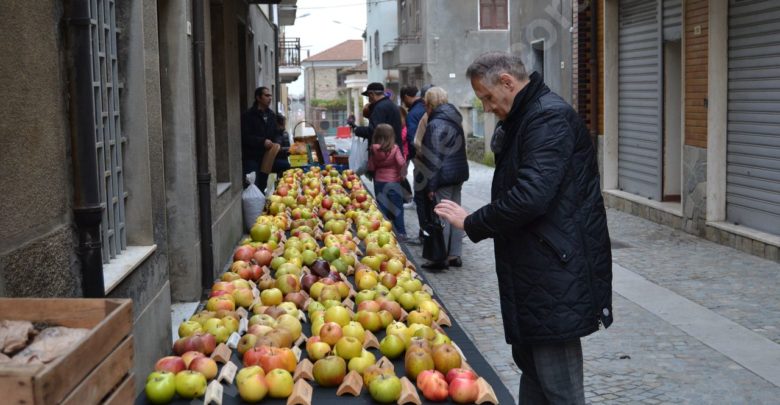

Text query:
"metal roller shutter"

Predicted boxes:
[[618, 0, 662, 200], [663, 0, 682, 40], [727, 0, 780, 235]]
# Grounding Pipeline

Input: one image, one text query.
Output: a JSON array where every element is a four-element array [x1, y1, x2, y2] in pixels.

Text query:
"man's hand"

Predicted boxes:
[[264, 139, 273, 149], [434, 199, 468, 231], [427, 191, 435, 200]]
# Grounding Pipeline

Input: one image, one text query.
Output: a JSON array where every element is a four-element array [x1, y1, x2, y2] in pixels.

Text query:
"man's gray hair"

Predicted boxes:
[[466, 52, 528, 85]]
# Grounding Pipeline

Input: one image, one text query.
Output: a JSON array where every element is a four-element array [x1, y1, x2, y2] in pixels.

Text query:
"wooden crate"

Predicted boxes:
[[0, 298, 133, 404]]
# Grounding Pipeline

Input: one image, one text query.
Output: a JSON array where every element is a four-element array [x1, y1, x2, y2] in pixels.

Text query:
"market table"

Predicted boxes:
[[135, 258, 514, 404], [135, 170, 515, 404]]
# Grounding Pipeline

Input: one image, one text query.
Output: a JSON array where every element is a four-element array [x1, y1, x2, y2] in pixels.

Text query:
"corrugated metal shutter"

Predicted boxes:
[[727, 0, 780, 235], [618, 0, 662, 200], [663, 0, 682, 40]]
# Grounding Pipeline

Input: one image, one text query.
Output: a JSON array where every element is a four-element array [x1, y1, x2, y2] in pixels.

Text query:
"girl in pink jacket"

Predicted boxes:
[[368, 124, 407, 240]]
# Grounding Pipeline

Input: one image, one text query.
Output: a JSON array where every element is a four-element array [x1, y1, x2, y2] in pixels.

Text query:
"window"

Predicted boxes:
[[479, 0, 508, 30], [90, 0, 126, 262]]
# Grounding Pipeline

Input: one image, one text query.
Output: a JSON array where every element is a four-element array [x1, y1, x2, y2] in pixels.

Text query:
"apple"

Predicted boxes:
[[404, 350, 434, 380], [275, 314, 302, 340], [445, 368, 478, 384], [413, 291, 433, 305], [265, 369, 294, 398], [432, 343, 462, 375], [260, 288, 283, 306], [189, 310, 216, 326], [251, 223, 272, 242], [421, 374, 449, 402], [172, 332, 217, 356], [347, 349, 376, 374], [341, 321, 366, 343], [174, 370, 207, 399], [354, 289, 376, 305], [145, 371, 176, 404], [154, 356, 186, 374], [397, 292, 416, 311], [276, 274, 300, 295], [312, 355, 347, 387], [181, 351, 205, 368], [379, 334, 406, 359], [249, 314, 276, 328], [253, 248, 273, 267], [231, 260, 251, 274], [324, 305, 351, 327], [237, 334, 258, 355], [318, 322, 343, 346], [357, 273, 378, 290], [310, 260, 331, 278], [357, 300, 381, 312], [416, 369, 446, 390], [307, 341, 332, 361], [334, 336, 363, 360], [211, 281, 236, 294], [206, 295, 235, 312], [189, 356, 218, 380], [407, 310, 433, 327], [368, 374, 403, 403], [237, 366, 269, 402], [232, 288, 255, 308], [205, 322, 231, 344], [431, 332, 452, 347], [379, 300, 403, 320], [356, 310, 382, 332], [318, 285, 341, 302], [449, 376, 479, 403], [418, 300, 441, 320], [385, 258, 404, 275], [402, 278, 423, 293]]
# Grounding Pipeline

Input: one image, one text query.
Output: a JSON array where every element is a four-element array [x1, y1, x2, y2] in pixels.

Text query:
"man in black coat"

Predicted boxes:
[[241, 86, 278, 190], [352, 82, 402, 148], [435, 52, 613, 404]]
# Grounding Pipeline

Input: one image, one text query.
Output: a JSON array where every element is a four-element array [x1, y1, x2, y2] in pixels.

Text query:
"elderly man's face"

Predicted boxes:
[[470, 74, 518, 121]]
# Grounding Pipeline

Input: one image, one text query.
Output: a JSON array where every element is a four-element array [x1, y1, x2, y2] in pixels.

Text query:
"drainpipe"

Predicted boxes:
[[69, 0, 105, 298], [590, 0, 600, 149], [193, 0, 214, 296], [274, 24, 281, 105]]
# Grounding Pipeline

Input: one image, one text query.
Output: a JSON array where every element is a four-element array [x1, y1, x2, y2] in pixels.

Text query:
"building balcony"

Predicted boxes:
[[382, 37, 423, 69], [279, 37, 302, 83], [278, 0, 298, 26]]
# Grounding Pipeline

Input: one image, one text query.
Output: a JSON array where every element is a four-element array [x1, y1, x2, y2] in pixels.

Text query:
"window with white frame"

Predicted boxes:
[[479, 0, 508, 30]]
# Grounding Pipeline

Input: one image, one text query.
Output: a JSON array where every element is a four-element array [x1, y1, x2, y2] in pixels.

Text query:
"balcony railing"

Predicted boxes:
[[279, 38, 301, 67]]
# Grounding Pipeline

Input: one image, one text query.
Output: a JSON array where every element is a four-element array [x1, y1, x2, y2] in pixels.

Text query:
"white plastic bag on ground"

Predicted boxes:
[[242, 172, 266, 232], [349, 136, 369, 175]]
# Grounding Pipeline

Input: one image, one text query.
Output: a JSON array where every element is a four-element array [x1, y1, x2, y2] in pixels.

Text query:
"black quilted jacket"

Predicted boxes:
[[417, 103, 469, 192], [463, 73, 613, 345]]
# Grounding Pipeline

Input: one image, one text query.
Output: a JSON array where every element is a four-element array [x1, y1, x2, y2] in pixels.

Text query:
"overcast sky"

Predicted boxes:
[[284, 0, 368, 96]]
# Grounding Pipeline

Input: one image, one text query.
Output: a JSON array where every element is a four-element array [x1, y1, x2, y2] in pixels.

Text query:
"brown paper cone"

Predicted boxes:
[[363, 330, 380, 349], [287, 378, 313, 405], [211, 343, 232, 364], [336, 370, 363, 396], [293, 358, 314, 382], [397, 376, 422, 405], [476, 377, 499, 404], [204, 380, 223, 405]]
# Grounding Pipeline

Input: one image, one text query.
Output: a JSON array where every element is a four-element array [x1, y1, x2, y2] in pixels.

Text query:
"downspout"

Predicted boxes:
[[274, 24, 280, 105], [193, 0, 214, 295], [69, 0, 105, 298], [590, 0, 600, 150]]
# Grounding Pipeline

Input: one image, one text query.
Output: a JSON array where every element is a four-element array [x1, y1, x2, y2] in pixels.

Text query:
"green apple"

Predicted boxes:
[[347, 349, 376, 374], [321, 246, 341, 263], [301, 249, 318, 266], [174, 370, 207, 399], [237, 366, 269, 402], [145, 371, 176, 404], [265, 369, 294, 398], [355, 290, 376, 305], [379, 334, 406, 359], [397, 292, 416, 311], [342, 321, 366, 343], [334, 336, 363, 360], [250, 224, 272, 242], [178, 320, 203, 338], [369, 374, 402, 403], [324, 305, 351, 327]]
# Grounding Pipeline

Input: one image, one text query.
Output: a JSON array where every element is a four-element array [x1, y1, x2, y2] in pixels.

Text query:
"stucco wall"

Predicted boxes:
[[0, 0, 78, 297], [509, 0, 573, 103], [366, 0, 398, 85], [158, 0, 201, 301], [422, 0, 510, 108]]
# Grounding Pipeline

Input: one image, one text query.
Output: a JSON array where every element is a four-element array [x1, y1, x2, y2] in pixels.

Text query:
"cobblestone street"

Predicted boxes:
[[392, 161, 780, 404]]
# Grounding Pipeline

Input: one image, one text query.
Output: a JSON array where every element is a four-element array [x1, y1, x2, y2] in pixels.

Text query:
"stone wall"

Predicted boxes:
[[682, 145, 707, 235]]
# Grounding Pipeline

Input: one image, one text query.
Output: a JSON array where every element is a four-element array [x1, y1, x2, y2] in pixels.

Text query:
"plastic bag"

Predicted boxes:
[[349, 136, 369, 175], [242, 172, 266, 232]]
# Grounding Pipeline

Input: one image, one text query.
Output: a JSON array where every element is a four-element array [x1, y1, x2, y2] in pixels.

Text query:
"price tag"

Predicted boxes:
[[218, 361, 238, 384], [226, 332, 241, 349], [239, 317, 248, 335]]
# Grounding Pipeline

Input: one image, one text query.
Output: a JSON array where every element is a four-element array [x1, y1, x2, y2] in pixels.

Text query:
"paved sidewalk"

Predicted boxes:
[[395, 160, 780, 404]]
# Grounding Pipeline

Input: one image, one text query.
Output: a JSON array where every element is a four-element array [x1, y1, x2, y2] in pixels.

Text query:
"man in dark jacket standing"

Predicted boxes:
[[401, 85, 425, 160], [353, 82, 402, 148], [242, 86, 278, 190], [435, 52, 612, 404]]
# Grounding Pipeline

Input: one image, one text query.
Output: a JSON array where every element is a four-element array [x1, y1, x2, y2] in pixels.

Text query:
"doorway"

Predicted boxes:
[[663, 40, 682, 201]]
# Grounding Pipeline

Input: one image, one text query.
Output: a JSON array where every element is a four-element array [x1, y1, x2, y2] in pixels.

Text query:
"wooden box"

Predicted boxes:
[[0, 298, 134, 404]]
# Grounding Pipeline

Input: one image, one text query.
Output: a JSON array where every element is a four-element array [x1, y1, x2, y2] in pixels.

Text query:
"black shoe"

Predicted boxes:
[[421, 262, 448, 270], [448, 257, 463, 267]]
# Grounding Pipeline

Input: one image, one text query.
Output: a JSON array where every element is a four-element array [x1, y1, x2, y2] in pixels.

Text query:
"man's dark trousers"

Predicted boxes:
[[511, 339, 586, 405]]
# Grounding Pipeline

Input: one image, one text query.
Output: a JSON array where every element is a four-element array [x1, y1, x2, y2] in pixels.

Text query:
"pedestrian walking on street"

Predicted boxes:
[[435, 52, 613, 404], [368, 124, 407, 240], [418, 86, 469, 269], [407, 84, 434, 246]]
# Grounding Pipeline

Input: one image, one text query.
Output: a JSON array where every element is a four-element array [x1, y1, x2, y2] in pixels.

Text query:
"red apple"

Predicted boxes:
[[237, 366, 269, 402], [234, 245, 256, 262], [445, 368, 478, 384], [253, 248, 274, 267], [421, 374, 449, 401], [318, 322, 343, 346], [449, 376, 479, 403], [154, 356, 186, 374], [181, 351, 205, 368], [265, 368, 295, 398], [416, 369, 446, 390]]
